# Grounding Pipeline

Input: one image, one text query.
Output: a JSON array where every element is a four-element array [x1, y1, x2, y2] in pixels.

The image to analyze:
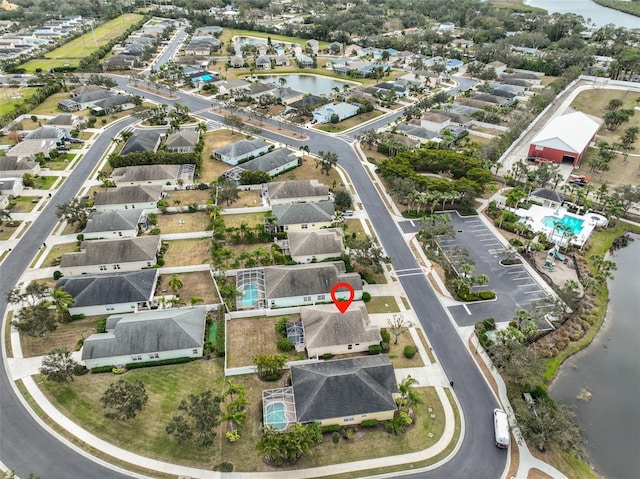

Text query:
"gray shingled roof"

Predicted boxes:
[[71, 85, 106, 96], [74, 89, 113, 104], [264, 262, 361, 299], [46, 114, 76, 126], [93, 95, 134, 110], [165, 129, 199, 149], [291, 355, 397, 423], [111, 165, 181, 183], [531, 188, 567, 204], [267, 179, 329, 201], [24, 126, 63, 140], [81, 307, 206, 361], [301, 303, 381, 350], [94, 185, 163, 206], [241, 148, 297, 173], [56, 269, 157, 307], [288, 228, 344, 257], [214, 138, 268, 158], [83, 210, 144, 234], [120, 130, 163, 156], [59, 236, 159, 268], [272, 201, 334, 226], [0, 157, 39, 171]]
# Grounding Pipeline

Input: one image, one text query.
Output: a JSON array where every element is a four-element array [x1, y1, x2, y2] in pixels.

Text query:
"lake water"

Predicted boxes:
[[257, 74, 353, 95], [549, 235, 640, 479], [525, 0, 640, 28]]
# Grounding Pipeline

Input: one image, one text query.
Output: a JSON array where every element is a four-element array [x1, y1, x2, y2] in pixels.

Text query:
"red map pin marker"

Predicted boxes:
[[331, 282, 355, 314]]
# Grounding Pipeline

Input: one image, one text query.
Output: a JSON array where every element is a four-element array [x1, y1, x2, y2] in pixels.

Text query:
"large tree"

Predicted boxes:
[[55, 197, 94, 229], [316, 150, 338, 175], [101, 379, 149, 421], [348, 235, 390, 274], [12, 302, 57, 338], [333, 188, 353, 211], [214, 178, 239, 207], [39, 350, 77, 382], [166, 390, 222, 447], [516, 398, 582, 452]]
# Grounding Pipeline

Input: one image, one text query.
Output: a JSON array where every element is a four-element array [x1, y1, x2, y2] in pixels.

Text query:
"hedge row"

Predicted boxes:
[[125, 357, 195, 370]]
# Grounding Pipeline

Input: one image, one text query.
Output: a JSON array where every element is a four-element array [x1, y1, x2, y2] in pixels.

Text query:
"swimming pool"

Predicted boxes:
[[265, 401, 287, 430], [241, 283, 259, 307], [200, 74, 213, 81], [542, 215, 584, 235]]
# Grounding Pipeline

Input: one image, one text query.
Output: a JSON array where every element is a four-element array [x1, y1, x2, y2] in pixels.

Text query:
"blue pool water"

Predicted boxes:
[[542, 215, 584, 235], [265, 402, 287, 430], [241, 284, 259, 307], [200, 74, 213, 81]]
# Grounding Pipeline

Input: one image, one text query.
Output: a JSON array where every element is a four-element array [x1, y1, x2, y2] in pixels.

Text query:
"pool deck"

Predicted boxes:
[[516, 204, 596, 248]]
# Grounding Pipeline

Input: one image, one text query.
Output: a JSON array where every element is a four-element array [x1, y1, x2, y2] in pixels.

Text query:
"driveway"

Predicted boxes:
[[400, 213, 548, 327]]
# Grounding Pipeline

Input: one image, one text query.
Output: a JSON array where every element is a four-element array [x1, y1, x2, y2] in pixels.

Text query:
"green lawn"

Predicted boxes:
[[34, 175, 58, 189], [219, 28, 330, 50], [316, 110, 384, 133], [222, 212, 267, 229], [0, 87, 37, 115], [365, 295, 401, 314], [21, 14, 144, 73], [9, 196, 39, 213]]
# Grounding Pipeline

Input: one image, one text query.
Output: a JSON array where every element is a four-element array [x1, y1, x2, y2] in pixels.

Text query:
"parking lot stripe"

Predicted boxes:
[[463, 304, 472, 315]]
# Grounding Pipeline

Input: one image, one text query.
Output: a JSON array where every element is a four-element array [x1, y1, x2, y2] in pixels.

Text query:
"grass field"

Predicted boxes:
[[155, 211, 211, 234], [365, 295, 401, 314], [162, 238, 211, 266], [155, 270, 220, 305], [9, 196, 39, 213], [21, 315, 104, 358], [0, 87, 37, 115], [21, 14, 144, 73]]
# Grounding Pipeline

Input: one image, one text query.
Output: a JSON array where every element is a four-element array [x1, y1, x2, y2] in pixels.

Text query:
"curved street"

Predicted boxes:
[[1, 80, 505, 478]]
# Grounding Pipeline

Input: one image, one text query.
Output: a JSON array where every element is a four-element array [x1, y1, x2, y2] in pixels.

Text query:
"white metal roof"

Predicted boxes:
[[530, 111, 600, 154]]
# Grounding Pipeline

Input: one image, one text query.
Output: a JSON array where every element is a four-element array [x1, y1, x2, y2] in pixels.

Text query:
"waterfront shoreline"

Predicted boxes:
[[593, 0, 640, 17]]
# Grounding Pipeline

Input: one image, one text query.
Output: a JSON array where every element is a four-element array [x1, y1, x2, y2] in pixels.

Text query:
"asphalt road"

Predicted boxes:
[[0, 117, 142, 479], [0, 78, 505, 478]]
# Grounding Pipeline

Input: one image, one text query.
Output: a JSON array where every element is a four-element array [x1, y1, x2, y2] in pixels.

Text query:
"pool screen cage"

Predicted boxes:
[[262, 387, 297, 430], [235, 268, 266, 310]]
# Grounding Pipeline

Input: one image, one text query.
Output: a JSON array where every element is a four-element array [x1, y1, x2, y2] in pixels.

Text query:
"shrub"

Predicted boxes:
[[380, 328, 391, 344], [219, 462, 234, 472], [275, 317, 288, 337], [73, 364, 88, 376], [76, 234, 84, 241], [53, 270, 63, 280], [75, 338, 84, 351], [332, 431, 341, 444], [482, 317, 496, 330], [96, 318, 107, 333], [343, 427, 355, 440], [362, 292, 372, 302], [156, 257, 165, 266], [404, 345, 417, 359], [381, 341, 390, 353], [478, 291, 496, 300], [263, 373, 280, 381], [361, 419, 379, 428], [69, 314, 85, 321], [112, 367, 126, 374], [321, 353, 334, 360], [90, 365, 114, 374], [321, 424, 341, 433], [124, 357, 195, 370], [277, 337, 293, 352], [369, 344, 382, 355]]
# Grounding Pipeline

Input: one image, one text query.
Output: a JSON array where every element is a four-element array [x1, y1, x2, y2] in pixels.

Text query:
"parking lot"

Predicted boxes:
[[399, 213, 549, 327]]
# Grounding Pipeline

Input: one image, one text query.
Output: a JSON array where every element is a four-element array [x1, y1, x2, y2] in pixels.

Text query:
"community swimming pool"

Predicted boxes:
[[265, 401, 288, 430], [542, 215, 584, 235], [241, 284, 259, 308]]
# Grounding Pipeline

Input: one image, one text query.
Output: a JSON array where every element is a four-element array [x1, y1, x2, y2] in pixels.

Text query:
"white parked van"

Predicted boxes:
[[493, 408, 509, 449]]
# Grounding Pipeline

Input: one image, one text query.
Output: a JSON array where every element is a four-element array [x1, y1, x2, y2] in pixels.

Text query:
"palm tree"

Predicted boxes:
[[397, 375, 422, 412], [168, 273, 183, 294], [51, 286, 74, 322], [189, 296, 204, 306], [225, 379, 244, 400], [196, 122, 207, 136]]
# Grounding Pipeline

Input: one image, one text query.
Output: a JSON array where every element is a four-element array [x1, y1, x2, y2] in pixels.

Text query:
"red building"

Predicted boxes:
[[528, 112, 600, 166]]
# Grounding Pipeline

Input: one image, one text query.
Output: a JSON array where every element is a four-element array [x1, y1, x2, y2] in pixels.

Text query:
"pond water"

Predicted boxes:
[[549, 235, 640, 479], [525, 0, 640, 29], [257, 74, 353, 95]]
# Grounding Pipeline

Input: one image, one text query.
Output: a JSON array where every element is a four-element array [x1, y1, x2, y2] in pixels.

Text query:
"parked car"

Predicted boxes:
[[68, 138, 84, 144], [57, 145, 70, 151]]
